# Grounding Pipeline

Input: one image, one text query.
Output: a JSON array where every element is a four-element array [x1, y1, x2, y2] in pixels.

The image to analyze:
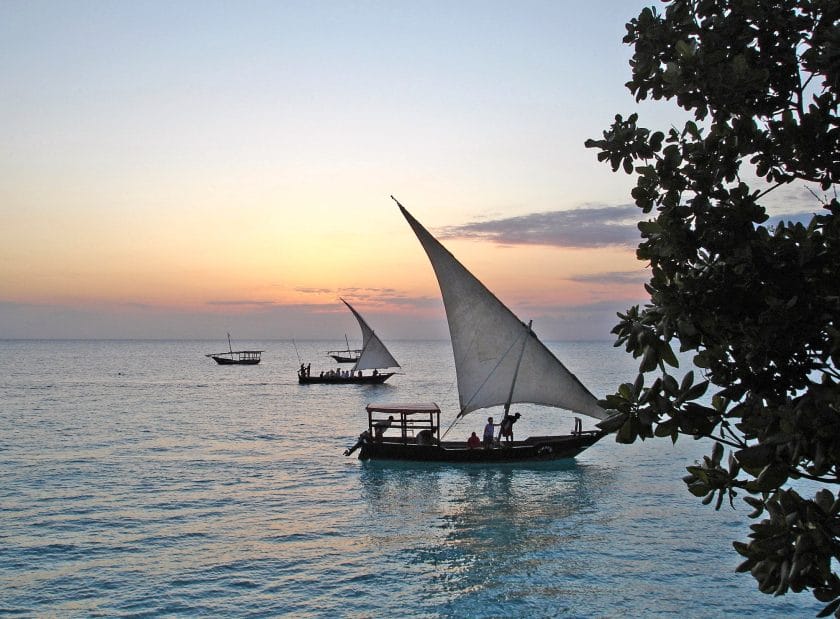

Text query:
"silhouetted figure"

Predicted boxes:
[[499, 412, 521, 443], [483, 417, 497, 448], [374, 415, 394, 440]]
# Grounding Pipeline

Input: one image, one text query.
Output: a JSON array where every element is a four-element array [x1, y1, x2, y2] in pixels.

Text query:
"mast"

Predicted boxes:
[[227, 332, 232, 354], [504, 321, 532, 415], [443, 320, 532, 440]]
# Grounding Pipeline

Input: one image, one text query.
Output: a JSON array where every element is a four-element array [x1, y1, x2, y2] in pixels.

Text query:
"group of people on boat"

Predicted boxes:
[[322, 368, 363, 379], [467, 412, 522, 449], [299, 363, 380, 380]]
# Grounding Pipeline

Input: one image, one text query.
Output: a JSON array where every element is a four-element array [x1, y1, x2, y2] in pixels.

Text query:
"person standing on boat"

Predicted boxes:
[[374, 416, 394, 440], [498, 412, 521, 444], [483, 417, 497, 448]]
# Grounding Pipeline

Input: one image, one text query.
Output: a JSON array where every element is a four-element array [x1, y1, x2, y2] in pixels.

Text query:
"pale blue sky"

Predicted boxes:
[[3, 0, 650, 209]]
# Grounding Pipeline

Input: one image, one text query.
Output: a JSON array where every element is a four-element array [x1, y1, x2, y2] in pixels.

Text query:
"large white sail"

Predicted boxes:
[[398, 202, 607, 421], [342, 299, 400, 371]]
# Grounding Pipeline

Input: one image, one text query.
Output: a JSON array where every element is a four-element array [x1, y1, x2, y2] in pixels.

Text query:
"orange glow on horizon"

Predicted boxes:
[[3, 209, 643, 317]]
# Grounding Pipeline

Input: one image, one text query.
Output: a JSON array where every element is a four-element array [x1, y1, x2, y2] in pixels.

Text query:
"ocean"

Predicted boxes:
[[0, 339, 821, 617]]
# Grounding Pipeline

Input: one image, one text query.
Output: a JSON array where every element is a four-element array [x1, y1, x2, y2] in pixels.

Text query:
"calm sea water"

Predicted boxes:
[[0, 339, 821, 618]]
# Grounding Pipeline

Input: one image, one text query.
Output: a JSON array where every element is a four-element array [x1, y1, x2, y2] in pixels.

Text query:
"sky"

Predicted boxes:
[[0, 1, 820, 341]]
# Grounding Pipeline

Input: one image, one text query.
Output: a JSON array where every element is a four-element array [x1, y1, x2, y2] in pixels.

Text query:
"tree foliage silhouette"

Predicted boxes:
[[586, 1, 840, 614]]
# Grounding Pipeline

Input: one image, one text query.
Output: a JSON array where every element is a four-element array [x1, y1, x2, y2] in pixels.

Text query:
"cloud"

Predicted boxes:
[[206, 300, 278, 306], [759, 182, 832, 216], [435, 190, 830, 251], [294, 287, 333, 294], [337, 287, 400, 300], [288, 286, 442, 312], [765, 212, 820, 228], [568, 271, 649, 286], [340, 290, 441, 311], [438, 204, 640, 248], [510, 299, 644, 341]]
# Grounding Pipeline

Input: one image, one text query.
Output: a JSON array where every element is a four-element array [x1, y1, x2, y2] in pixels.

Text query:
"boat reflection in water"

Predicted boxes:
[[356, 458, 616, 611]]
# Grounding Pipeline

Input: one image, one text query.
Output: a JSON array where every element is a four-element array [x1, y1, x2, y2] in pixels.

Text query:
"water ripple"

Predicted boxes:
[[0, 340, 823, 617]]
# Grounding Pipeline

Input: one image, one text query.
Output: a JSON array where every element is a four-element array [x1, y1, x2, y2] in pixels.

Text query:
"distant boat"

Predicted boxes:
[[298, 299, 400, 384], [206, 334, 264, 365], [327, 334, 361, 364], [345, 198, 615, 463]]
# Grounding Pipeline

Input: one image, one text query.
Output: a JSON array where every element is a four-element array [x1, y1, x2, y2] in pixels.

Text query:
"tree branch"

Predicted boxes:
[[756, 181, 786, 201], [792, 470, 840, 484], [688, 432, 744, 449]]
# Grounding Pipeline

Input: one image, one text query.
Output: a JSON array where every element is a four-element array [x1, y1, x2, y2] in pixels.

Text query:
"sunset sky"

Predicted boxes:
[[0, 1, 818, 340]]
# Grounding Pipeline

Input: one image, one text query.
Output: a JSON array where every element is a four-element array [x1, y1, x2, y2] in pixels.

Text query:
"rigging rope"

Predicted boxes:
[[458, 327, 526, 417], [441, 326, 528, 440]]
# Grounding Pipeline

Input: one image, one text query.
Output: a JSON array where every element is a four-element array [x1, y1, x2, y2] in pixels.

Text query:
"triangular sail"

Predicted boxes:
[[397, 200, 607, 421], [342, 299, 400, 371]]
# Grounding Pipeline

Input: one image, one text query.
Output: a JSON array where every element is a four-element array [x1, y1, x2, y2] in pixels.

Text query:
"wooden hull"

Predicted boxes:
[[299, 372, 393, 384], [210, 356, 260, 365], [329, 354, 360, 364], [356, 432, 604, 463]]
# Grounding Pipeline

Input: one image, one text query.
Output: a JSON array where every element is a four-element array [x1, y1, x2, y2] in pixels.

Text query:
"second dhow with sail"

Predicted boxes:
[[346, 198, 617, 462], [298, 298, 400, 384]]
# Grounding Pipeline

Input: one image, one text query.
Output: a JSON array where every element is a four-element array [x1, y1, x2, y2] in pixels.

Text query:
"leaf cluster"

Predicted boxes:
[[586, 0, 840, 614]]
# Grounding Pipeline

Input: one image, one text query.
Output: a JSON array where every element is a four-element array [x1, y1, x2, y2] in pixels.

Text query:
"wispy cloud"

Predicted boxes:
[[288, 286, 442, 312], [206, 300, 278, 307], [568, 271, 649, 285], [766, 212, 820, 228], [339, 289, 440, 310], [337, 287, 400, 298], [294, 287, 332, 295], [439, 204, 640, 248], [438, 198, 829, 251], [759, 182, 833, 217]]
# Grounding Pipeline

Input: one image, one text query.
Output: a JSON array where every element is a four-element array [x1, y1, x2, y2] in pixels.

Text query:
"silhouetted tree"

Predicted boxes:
[[586, 0, 840, 615]]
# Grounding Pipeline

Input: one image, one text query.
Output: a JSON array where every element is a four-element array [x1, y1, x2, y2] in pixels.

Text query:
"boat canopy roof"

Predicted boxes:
[[366, 403, 440, 415]]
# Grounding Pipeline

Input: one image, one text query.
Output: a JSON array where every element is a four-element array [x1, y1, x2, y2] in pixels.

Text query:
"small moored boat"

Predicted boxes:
[[327, 335, 361, 364], [206, 334, 264, 365]]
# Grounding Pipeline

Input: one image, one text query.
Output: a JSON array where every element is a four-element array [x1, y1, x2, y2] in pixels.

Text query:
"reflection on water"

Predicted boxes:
[[357, 459, 618, 615]]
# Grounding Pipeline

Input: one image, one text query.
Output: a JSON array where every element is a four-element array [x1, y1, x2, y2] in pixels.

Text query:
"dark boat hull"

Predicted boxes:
[[357, 432, 604, 463], [210, 356, 261, 365], [330, 354, 360, 364], [299, 372, 394, 384]]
